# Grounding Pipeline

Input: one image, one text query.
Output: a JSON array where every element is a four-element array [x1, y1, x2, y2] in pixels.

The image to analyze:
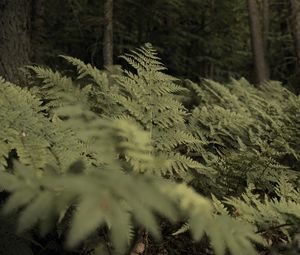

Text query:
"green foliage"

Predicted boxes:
[[213, 178, 300, 243], [175, 179, 300, 253], [112, 43, 212, 178], [0, 45, 257, 254], [0, 91, 259, 254], [27, 65, 89, 110], [0, 77, 83, 172], [186, 78, 300, 196], [59, 44, 214, 179], [1, 44, 300, 255]]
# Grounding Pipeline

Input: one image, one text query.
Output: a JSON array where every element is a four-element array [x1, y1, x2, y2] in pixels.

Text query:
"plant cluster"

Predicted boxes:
[[0, 44, 299, 255], [185, 77, 300, 196]]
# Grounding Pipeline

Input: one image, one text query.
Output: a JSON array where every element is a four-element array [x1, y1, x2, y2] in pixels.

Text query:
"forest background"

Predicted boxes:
[[1, 0, 300, 92]]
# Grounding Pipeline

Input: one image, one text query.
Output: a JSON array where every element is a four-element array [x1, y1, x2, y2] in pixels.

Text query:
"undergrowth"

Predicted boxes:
[[0, 44, 299, 255]]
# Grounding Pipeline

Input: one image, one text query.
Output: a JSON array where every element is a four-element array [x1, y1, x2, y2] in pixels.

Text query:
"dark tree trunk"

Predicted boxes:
[[32, 0, 45, 64], [0, 0, 31, 85], [290, 0, 300, 66], [262, 0, 269, 52], [247, 0, 270, 85], [103, 0, 113, 67]]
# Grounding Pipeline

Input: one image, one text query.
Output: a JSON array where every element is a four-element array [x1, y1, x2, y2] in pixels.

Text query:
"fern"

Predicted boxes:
[[0, 73, 261, 254], [43, 44, 215, 179], [27, 66, 89, 111], [0, 100, 260, 255], [213, 179, 300, 242], [110, 43, 213, 179], [59, 56, 122, 116], [0, 77, 48, 170], [187, 78, 300, 196], [0, 76, 86, 172], [174, 179, 300, 254], [1, 44, 299, 255]]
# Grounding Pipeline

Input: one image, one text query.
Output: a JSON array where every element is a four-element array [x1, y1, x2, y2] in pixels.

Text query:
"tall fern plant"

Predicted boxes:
[[53, 44, 214, 180], [109, 44, 214, 179]]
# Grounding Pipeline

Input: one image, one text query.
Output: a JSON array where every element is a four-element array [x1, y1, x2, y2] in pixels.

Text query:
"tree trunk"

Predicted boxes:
[[290, 0, 300, 66], [32, 0, 45, 64], [103, 0, 113, 67], [247, 0, 270, 84], [0, 0, 31, 85], [262, 0, 269, 53]]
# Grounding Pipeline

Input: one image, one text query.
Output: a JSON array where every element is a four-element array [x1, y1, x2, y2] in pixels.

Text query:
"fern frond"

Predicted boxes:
[[27, 66, 87, 110], [221, 180, 300, 237], [167, 184, 261, 255], [113, 45, 214, 179]]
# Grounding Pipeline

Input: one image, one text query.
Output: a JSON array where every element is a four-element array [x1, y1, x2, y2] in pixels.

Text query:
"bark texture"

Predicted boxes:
[[103, 0, 114, 67], [0, 0, 31, 85], [32, 0, 46, 64], [247, 0, 270, 84]]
